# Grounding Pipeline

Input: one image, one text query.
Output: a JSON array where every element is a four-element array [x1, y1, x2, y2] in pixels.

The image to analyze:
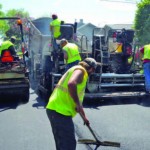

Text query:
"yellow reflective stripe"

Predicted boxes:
[[55, 84, 68, 92], [78, 89, 85, 97], [58, 71, 69, 85], [55, 84, 85, 97]]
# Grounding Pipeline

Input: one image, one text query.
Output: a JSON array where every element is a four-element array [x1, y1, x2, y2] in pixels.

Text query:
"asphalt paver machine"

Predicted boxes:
[[28, 17, 148, 103], [84, 27, 147, 101], [37, 22, 80, 101]]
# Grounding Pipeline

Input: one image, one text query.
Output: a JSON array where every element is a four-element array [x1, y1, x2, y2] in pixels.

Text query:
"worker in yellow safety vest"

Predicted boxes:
[[46, 57, 101, 150], [50, 14, 62, 50], [0, 36, 16, 56], [0, 36, 17, 62], [140, 44, 150, 94], [60, 38, 81, 71]]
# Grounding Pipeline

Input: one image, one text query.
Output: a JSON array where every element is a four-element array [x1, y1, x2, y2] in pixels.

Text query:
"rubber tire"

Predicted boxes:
[[21, 88, 30, 104]]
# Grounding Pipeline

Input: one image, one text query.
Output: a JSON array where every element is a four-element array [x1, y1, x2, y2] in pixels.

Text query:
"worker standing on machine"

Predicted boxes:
[[115, 28, 132, 73], [50, 14, 62, 50], [60, 38, 81, 71], [46, 57, 101, 150]]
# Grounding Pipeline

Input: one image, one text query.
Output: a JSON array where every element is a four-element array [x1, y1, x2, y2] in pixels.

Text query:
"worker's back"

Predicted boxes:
[[0, 40, 13, 56], [63, 43, 81, 64], [50, 18, 61, 38]]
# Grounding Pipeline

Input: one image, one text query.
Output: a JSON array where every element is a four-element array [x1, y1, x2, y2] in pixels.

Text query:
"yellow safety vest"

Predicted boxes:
[[46, 65, 88, 117], [128, 56, 133, 64], [63, 43, 81, 64], [17, 51, 23, 59], [0, 41, 13, 55], [50, 19, 61, 38], [143, 44, 150, 59]]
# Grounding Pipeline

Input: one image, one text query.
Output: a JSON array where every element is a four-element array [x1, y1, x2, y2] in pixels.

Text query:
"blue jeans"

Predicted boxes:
[[143, 62, 150, 92]]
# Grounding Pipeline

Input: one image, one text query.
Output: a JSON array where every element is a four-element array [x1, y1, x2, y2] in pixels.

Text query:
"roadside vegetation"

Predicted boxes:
[[1, 0, 150, 46], [134, 0, 150, 45], [0, 4, 31, 43]]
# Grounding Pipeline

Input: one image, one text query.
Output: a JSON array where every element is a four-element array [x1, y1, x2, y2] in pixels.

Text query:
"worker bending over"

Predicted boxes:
[[46, 57, 101, 150], [60, 38, 81, 71]]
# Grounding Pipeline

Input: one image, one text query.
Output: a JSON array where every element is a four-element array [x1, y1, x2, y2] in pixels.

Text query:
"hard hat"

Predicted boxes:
[[10, 36, 16, 40], [10, 36, 16, 43], [83, 58, 102, 69], [52, 14, 58, 19], [60, 39, 68, 47]]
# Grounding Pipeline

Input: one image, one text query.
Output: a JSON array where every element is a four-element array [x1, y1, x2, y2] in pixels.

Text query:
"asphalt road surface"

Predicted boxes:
[[0, 85, 150, 150]]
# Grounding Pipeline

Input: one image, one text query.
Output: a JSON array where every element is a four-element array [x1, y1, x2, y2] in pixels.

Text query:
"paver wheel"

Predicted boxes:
[[21, 88, 30, 104]]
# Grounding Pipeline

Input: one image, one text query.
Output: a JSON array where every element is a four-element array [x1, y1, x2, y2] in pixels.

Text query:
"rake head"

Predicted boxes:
[[78, 138, 120, 148]]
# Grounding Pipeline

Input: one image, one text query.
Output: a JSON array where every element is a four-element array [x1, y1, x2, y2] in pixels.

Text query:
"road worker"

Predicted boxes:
[[46, 57, 101, 150], [0, 36, 17, 62], [0, 36, 16, 56], [139, 44, 150, 94], [50, 14, 62, 50], [60, 38, 81, 71]]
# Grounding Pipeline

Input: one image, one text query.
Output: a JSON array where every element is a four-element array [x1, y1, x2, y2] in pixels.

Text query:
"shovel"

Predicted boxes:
[[78, 113, 121, 150]]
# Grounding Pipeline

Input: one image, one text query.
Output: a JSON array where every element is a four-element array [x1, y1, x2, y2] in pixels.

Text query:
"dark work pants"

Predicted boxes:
[[65, 60, 80, 72], [46, 109, 76, 150]]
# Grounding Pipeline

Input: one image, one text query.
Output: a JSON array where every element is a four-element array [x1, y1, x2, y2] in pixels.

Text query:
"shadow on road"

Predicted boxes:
[[83, 95, 150, 108], [30, 75, 47, 109], [32, 96, 46, 109], [0, 98, 20, 112]]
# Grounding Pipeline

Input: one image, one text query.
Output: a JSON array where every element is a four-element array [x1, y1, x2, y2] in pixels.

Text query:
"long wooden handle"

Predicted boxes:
[[79, 113, 100, 143]]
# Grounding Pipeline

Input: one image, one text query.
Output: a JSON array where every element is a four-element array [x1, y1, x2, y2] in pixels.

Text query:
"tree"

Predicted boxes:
[[134, 0, 150, 45], [0, 4, 10, 37], [5, 9, 30, 38], [141, 16, 150, 44], [0, 5, 31, 39], [0, 4, 32, 52], [3, 8, 31, 50]]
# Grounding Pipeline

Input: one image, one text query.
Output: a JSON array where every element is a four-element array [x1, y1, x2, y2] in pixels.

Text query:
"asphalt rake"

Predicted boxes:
[[78, 113, 121, 150]]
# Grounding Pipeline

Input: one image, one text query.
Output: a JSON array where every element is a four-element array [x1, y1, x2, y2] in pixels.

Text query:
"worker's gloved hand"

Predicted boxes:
[[77, 105, 90, 126], [84, 117, 90, 126]]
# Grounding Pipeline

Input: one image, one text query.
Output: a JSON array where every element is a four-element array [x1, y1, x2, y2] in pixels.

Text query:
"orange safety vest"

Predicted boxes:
[[1, 50, 14, 62]]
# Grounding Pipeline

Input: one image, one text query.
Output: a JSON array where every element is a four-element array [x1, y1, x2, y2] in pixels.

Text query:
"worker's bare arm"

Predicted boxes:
[[68, 69, 83, 107], [68, 69, 90, 125]]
